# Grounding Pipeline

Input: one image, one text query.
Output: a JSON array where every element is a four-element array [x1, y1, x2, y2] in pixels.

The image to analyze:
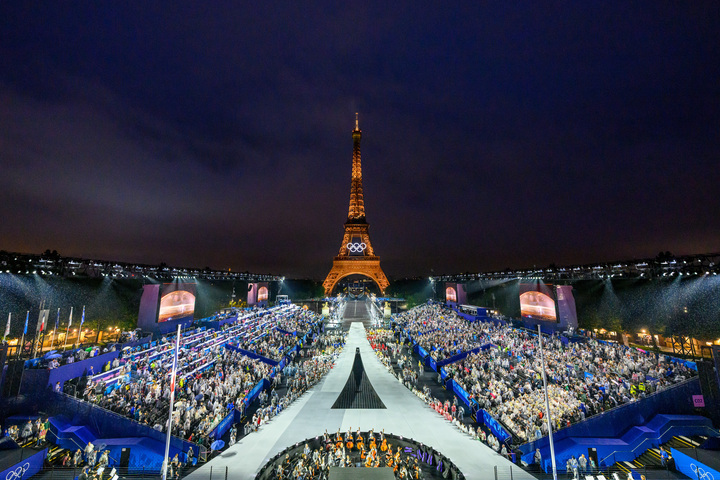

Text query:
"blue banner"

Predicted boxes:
[[436, 345, 490, 368], [224, 344, 279, 366], [275, 357, 288, 374], [478, 409, 512, 443], [242, 378, 270, 407], [209, 411, 235, 440], [0, 448, 47, 480], [450, 380, 472, 407], [672, 447, 719, 480]]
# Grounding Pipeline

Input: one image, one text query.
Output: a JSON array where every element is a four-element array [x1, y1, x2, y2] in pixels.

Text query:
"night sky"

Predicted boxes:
[[1, 3, 719, 279]]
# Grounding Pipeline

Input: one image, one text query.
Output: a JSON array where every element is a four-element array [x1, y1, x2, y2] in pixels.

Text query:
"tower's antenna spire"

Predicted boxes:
[[355, 112, 359, 130]]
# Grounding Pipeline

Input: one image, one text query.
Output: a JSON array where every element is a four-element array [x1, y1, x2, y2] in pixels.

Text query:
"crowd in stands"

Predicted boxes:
[[275, 309, 320, 334], [63, 305, 324, 449], [226, 308, 322, 361], [85, 345, 272, 443], [396, 304, 697, 443], [240, 329, 298, 361], [243, 337, 344, 437], [398, 304, 492, 362], [369, 328, 511, 459]]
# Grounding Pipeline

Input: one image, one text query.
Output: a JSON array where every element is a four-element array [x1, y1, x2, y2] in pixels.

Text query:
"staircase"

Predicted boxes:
[[46, 444, 72, 465], [609, 435, 708, 474]]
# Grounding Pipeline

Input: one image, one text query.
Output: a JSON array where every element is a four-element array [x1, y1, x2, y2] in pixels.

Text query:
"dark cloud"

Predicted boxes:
[[0, 2, 719, 278]]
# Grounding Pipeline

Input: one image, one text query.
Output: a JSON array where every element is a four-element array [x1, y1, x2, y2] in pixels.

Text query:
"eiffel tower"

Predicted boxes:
[[322, 114, 390, 296]]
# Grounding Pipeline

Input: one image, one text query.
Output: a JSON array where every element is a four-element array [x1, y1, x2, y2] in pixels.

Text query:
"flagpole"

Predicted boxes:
[[19, 311, 29, 360], [51, 308, 60, 349], [35, 303, 46, 357], [538, 325, 558, 480], [63, 307, 73, 351], [79, 306, 85, 345], [4, 313, 11, 356], [3, 312, 10, 343], [162, 325, 181, 480]]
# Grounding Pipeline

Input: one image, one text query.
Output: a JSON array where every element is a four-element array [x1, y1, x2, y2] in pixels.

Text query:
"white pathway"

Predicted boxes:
[[187, 320, 535, 480]]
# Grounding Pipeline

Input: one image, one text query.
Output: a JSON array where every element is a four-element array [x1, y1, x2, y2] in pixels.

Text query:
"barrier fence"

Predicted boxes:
[[15, 460, 688, 480]]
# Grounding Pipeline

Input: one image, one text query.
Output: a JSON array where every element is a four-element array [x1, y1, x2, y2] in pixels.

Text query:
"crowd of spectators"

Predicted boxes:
[[369, 328, 512, 460], [81, 342, 271, 444], [396, 304, 697, 443], [275, 309, 320, 335], [244, 343, 344, 436], [65, 305, 323, 448], [397, 304, 492, 362], [229, 309, 323, 361]]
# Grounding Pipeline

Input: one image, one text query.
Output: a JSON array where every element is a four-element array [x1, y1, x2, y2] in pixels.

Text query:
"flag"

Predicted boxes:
[[3, 313, 10, 338], [37, 310, 49, 334], [68, 307, 73, 328], [80, 305, 85, 329], [23, 311, 29, 335], [170, 330, 180, 393]]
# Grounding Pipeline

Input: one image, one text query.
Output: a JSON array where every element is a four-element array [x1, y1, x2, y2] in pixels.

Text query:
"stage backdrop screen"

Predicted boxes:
[[248, 282, 269, 306], [556, 285, 579, 329], [445, 284, 458, 303], [158, 283, 197, 323], [257, 283, 269, 302], [456, 283, 468, 305], [519, 283, 557, 322]]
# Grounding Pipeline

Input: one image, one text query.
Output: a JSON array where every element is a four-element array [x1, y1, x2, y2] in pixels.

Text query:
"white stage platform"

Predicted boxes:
[[187, 316, 535, 480]]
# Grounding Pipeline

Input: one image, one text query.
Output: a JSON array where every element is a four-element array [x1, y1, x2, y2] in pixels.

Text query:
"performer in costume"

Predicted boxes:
[[380, 437, 388, 452], [336, 430, 343, 449]]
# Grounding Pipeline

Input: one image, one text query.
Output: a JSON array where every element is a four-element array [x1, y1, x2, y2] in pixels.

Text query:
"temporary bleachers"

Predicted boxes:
[[9, 303, 324, 476]]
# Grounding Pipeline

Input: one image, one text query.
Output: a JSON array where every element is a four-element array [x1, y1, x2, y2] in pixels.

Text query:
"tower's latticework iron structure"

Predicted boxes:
[[323, 114, 390, 296]]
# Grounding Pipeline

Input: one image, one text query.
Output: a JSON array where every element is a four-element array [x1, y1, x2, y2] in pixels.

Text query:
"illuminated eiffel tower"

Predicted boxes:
[[322, 114, 390, 296]]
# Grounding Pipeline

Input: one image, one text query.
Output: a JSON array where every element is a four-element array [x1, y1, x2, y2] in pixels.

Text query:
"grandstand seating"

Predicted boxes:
[[7, 303, 322, 475]]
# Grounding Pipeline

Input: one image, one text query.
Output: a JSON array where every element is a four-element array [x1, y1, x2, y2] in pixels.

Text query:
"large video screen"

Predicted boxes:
[[519, 283, 557, 322], [445, 285, 457, 302], [158, 283, 197, 323], [248, 282, 269, 305], [258, 284, 269, 302]]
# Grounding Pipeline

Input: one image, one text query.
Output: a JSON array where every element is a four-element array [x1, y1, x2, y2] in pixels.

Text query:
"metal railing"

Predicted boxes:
[[28, 461, 688, 480], [49, 428, 120, 466], [511, 464, 680, 480], [599, 424, 718, 466]]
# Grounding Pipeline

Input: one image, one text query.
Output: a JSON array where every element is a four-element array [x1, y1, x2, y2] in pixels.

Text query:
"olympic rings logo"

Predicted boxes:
[[346, 243, 367, 253], [6, 463, 30, 480], [691, 463, 714, 480]]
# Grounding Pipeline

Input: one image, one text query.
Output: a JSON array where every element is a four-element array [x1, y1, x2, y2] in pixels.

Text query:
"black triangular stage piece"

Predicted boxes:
[[332, 348, 386, 409]]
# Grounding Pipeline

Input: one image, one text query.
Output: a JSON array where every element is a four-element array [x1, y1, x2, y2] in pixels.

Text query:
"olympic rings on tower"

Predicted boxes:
[[346, 243, 367, 253]]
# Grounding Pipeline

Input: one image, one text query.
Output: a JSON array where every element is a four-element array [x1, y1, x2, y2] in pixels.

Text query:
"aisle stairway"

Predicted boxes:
[[610, 435, 709, 474]]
